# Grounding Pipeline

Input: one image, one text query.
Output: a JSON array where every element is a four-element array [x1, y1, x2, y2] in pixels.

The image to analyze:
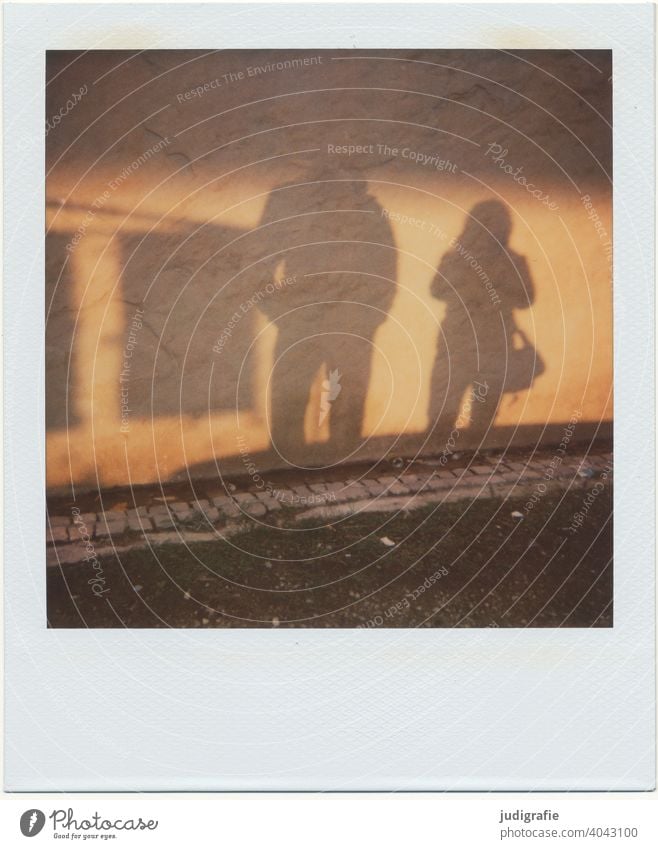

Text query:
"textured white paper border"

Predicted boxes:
[[4, 2, 655, 791]]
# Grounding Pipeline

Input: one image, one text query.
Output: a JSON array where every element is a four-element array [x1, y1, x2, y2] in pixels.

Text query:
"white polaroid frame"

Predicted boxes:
[[4, 2, 655, 791]]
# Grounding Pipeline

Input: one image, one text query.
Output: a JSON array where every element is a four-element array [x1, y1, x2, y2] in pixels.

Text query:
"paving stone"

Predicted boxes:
[[47, 525, 70, 543], [495, 471, 522, 482], [262, 488, 290, 505], [99, 514, 127, 531], [127, 516, 154, 532], [148, 504, 173, 516], [323, 481, 347, 493], [95, 522, 126, 538], [69, 522, 96, 540], [171, 501, 191, 513], [291, 484, 314, 500], [323, 481, 341, 494], [431, 469, 461, 481], [362, 480, 388, 496], [404, 474, 435, 492], [470, 464, 494, 475], [220, 500, 242, 518], [199, 506, 220, 524], [309, 483, 328, 494], [77, 512, 98, 524], [211, 495, 237, 509], [152, 513, 176, 530], [127, 505, 149, 518], [233, 492, 260, 505], [421, 475, 454, 491], [254, 492, 285, 509], [103, 510, 127, 523], [175, 511, 196, 524], [498, 461, 526, 472], [401, 475, 429, 492], [276, 491, 299, 507], [383, 480, 412, 496], [489, 460, 513, 472], [376, 475, 400, 485], [50, 515, 71, 526], [337, 483, 370, 502], [243, 501, 267, 517], [512, 465, 544, 479]]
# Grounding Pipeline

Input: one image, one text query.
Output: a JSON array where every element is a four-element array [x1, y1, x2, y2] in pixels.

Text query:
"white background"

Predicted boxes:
[[3, 0, 655, 803]]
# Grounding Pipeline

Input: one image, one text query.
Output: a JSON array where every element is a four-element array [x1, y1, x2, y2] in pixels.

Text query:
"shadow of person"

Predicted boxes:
[[427, 200, 538, 448], [254, 166, 397, 466]]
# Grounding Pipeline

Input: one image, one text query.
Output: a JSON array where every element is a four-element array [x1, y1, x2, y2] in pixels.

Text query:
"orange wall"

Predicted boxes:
[[46, 49, 612, 492]]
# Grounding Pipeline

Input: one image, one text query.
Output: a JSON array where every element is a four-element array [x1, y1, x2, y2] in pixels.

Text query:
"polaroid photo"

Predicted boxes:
[[4, 2, 654, 791]]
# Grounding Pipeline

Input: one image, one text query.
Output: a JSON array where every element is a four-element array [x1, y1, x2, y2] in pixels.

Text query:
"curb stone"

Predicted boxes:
[[46, 450, 613, 564]]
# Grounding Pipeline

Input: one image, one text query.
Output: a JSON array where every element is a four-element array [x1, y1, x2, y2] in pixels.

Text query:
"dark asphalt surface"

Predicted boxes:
[[48, 489, 612, 629]]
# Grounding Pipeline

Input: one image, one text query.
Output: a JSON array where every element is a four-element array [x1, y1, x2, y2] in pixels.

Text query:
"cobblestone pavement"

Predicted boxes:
[[47, 447, 613, 566]]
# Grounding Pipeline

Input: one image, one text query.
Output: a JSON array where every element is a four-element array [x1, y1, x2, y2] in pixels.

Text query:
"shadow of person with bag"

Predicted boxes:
[[427, 200, 541, 447]]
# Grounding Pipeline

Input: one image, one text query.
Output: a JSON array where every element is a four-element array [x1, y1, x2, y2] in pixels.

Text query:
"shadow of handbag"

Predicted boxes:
[[505, 327, 545, 393]]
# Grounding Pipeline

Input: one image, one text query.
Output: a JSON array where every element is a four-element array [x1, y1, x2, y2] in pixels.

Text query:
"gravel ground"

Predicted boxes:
[[48, 489, 612, 628]]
